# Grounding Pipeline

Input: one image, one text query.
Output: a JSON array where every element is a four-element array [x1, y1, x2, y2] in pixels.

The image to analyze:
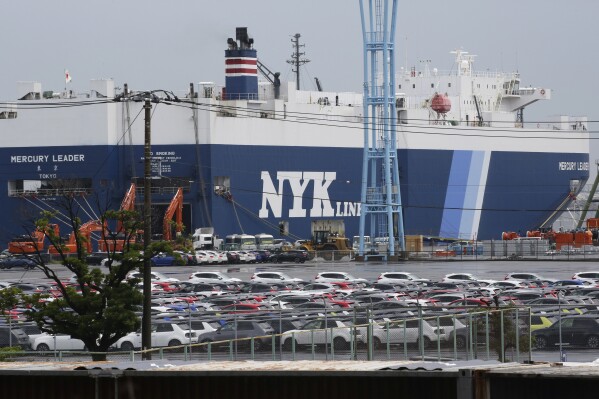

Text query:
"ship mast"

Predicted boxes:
[[358, 0, 405, 259], [286, 33, 310, 90]]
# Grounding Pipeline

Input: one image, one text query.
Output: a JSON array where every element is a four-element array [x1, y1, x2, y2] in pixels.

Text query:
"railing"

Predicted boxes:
[[2, 309, 534, 363]]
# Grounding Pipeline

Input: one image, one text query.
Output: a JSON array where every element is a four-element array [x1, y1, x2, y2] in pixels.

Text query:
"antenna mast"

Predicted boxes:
[[287, 33, 310, 90]]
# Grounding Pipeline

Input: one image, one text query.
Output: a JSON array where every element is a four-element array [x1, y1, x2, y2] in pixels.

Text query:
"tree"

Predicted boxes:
[[471, 307, 531, 361], [0, 194, 170, 361]]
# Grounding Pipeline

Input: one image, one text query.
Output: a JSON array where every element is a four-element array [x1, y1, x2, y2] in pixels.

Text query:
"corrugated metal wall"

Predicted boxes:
[[0, 371, 458, 399]]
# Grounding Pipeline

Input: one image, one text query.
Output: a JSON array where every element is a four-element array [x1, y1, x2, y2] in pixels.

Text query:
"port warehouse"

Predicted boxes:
[[1, 361, 599, 399]]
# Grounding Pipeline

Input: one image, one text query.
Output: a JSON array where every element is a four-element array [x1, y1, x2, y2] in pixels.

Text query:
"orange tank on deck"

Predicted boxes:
[[502, 231, 519, 240]]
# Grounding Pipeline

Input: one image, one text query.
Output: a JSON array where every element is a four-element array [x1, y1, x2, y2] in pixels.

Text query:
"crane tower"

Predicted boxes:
[[358, 0, 405, 259]]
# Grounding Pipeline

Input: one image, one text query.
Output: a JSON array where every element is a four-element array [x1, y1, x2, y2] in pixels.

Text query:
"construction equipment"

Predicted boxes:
[[297, 220, 352, 260], [163, 188, 183, 241], [48, 220, 105, 254], [99, 182, 138, 252], [8, 224, 59, 254]]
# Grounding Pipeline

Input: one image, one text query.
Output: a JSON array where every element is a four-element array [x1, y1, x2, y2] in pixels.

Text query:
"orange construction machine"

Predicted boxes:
[[163, 188, 183, 241], [99, 183, 138, 252], [48, 220, 105, 254], [8, 224, 59, 254]]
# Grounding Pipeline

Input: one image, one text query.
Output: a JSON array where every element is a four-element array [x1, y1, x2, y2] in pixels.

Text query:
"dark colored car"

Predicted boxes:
[[0, 255, 36, 270], [85, 252, 110, 265], [533, 315, 599, 349], [226, 251, 240, 264], [269, 250, 308, 263], [251, 250, 271, 263], [199, 320, 275, 351], [151, 253, 176, 266], [0, 325, 32, 350]]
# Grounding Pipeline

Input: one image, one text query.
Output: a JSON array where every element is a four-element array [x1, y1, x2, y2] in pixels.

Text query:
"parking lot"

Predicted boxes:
[[2, 257, 599, 363]]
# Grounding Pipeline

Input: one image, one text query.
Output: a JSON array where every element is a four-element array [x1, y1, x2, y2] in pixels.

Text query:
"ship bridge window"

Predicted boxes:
[[8, 178, 92, 197], [448, 83, 451, 88], [398, 84, 401, 89], [412, 84, 415, 89], [431, 83, 434, 88]]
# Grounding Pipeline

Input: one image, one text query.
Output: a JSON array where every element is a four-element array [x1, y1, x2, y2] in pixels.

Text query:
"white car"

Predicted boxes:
[[250, 271, 304, 284], [196, 251, 216, 264], [189, 320, 220, 340], [377, 272, 430, 284], [314, 272, 367, 284], [369, 318, 445, 347], [571, 271, 599, 283], [33, 333, 86, 352], [206, 250, 226, 264], [114, 322, 197, 351], [126, 270, 180, 283], [238, 251, 257, 263], [487, 280, 529, 290], [504, 272, 555, 282], [281, 319, 361, 350], [188, 271, 242, 284]]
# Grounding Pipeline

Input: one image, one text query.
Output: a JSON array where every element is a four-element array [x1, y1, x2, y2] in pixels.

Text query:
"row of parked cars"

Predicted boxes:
[[5, 269, 599, 353], [85, 249, 310, 267]]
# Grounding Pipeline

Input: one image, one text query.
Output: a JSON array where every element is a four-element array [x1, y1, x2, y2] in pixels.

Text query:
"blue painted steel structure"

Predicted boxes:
[[358, 0, 405, 257]]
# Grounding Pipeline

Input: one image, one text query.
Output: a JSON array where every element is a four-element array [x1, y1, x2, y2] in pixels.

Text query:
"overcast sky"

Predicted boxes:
[[3, 0, 598, 128]]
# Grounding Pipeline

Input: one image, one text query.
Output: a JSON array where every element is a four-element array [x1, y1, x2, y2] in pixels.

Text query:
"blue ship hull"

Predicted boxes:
[[1, 143, 589, 244]]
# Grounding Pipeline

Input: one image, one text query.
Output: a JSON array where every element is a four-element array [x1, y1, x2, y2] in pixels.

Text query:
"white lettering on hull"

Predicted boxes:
[[259, 171, 359, 219]]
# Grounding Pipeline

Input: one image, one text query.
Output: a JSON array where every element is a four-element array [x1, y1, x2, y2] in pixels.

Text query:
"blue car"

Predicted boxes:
[[151, 253, 176, 266]]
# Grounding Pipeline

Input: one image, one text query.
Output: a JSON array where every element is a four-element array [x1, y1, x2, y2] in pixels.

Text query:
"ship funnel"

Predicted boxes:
[[225, 27, 258, 100]]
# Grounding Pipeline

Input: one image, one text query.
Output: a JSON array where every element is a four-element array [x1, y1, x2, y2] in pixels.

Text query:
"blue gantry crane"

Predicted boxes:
[[358, 0, 405, 259]]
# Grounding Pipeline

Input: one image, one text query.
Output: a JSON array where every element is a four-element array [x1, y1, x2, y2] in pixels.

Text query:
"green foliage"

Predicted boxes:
[[472, 308, 531, 361], [0, 346, 22, 362], [0, 196, 176, 361]]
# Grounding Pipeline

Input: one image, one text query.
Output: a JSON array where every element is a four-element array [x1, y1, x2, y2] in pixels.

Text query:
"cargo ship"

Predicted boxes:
[[0, 28, 589, 247]]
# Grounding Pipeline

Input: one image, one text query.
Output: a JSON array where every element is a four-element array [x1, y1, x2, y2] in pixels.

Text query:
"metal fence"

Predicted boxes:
[[1, 308, 533, 363]]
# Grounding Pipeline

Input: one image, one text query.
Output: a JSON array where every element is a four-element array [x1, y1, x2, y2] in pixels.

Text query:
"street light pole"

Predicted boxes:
[[142, 98, 153, 360]]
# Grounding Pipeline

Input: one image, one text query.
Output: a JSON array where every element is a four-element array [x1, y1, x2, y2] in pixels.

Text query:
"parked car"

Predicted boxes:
[[85, 252, 111, 265], [250, 271, 304, 284], [32, 333, 86, 352], [126, 270, 180, 283], [571, 271, 599, 283], [199, 320, 274, 351], [0, 325, 32, 350], [114, 322, 197, 350], [377, 272, 430, 284], [188, 271, 242, 285], [269, 250, 309, 263], [281, 319, 360, 350], [151, 252, 177, 266], [314, 272, 367, 284], [533, 315, 599, 349], [0, 255, 36, 270]]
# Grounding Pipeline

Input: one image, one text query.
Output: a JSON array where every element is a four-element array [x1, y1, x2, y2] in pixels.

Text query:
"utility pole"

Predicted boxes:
[[287, 33, 310, 90], [142, 98, 153, 360]]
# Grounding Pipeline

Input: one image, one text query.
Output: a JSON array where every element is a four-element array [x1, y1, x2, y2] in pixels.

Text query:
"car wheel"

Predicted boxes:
[[455, 335, 466, 349], [283, 338, 298, 351], [120, 341, 134, 352], [372, 337, 382, 349], [253, 339, 264, 352], [535, 335, 547, 350], [294, 257, 300, 263], [36, 343, 50, 352], [587, 335, 599, 349], [333, 337, 349, 350], [199, 339, 212, 352], [417, 336, 431, 349], [168, 339, 181, 347]]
